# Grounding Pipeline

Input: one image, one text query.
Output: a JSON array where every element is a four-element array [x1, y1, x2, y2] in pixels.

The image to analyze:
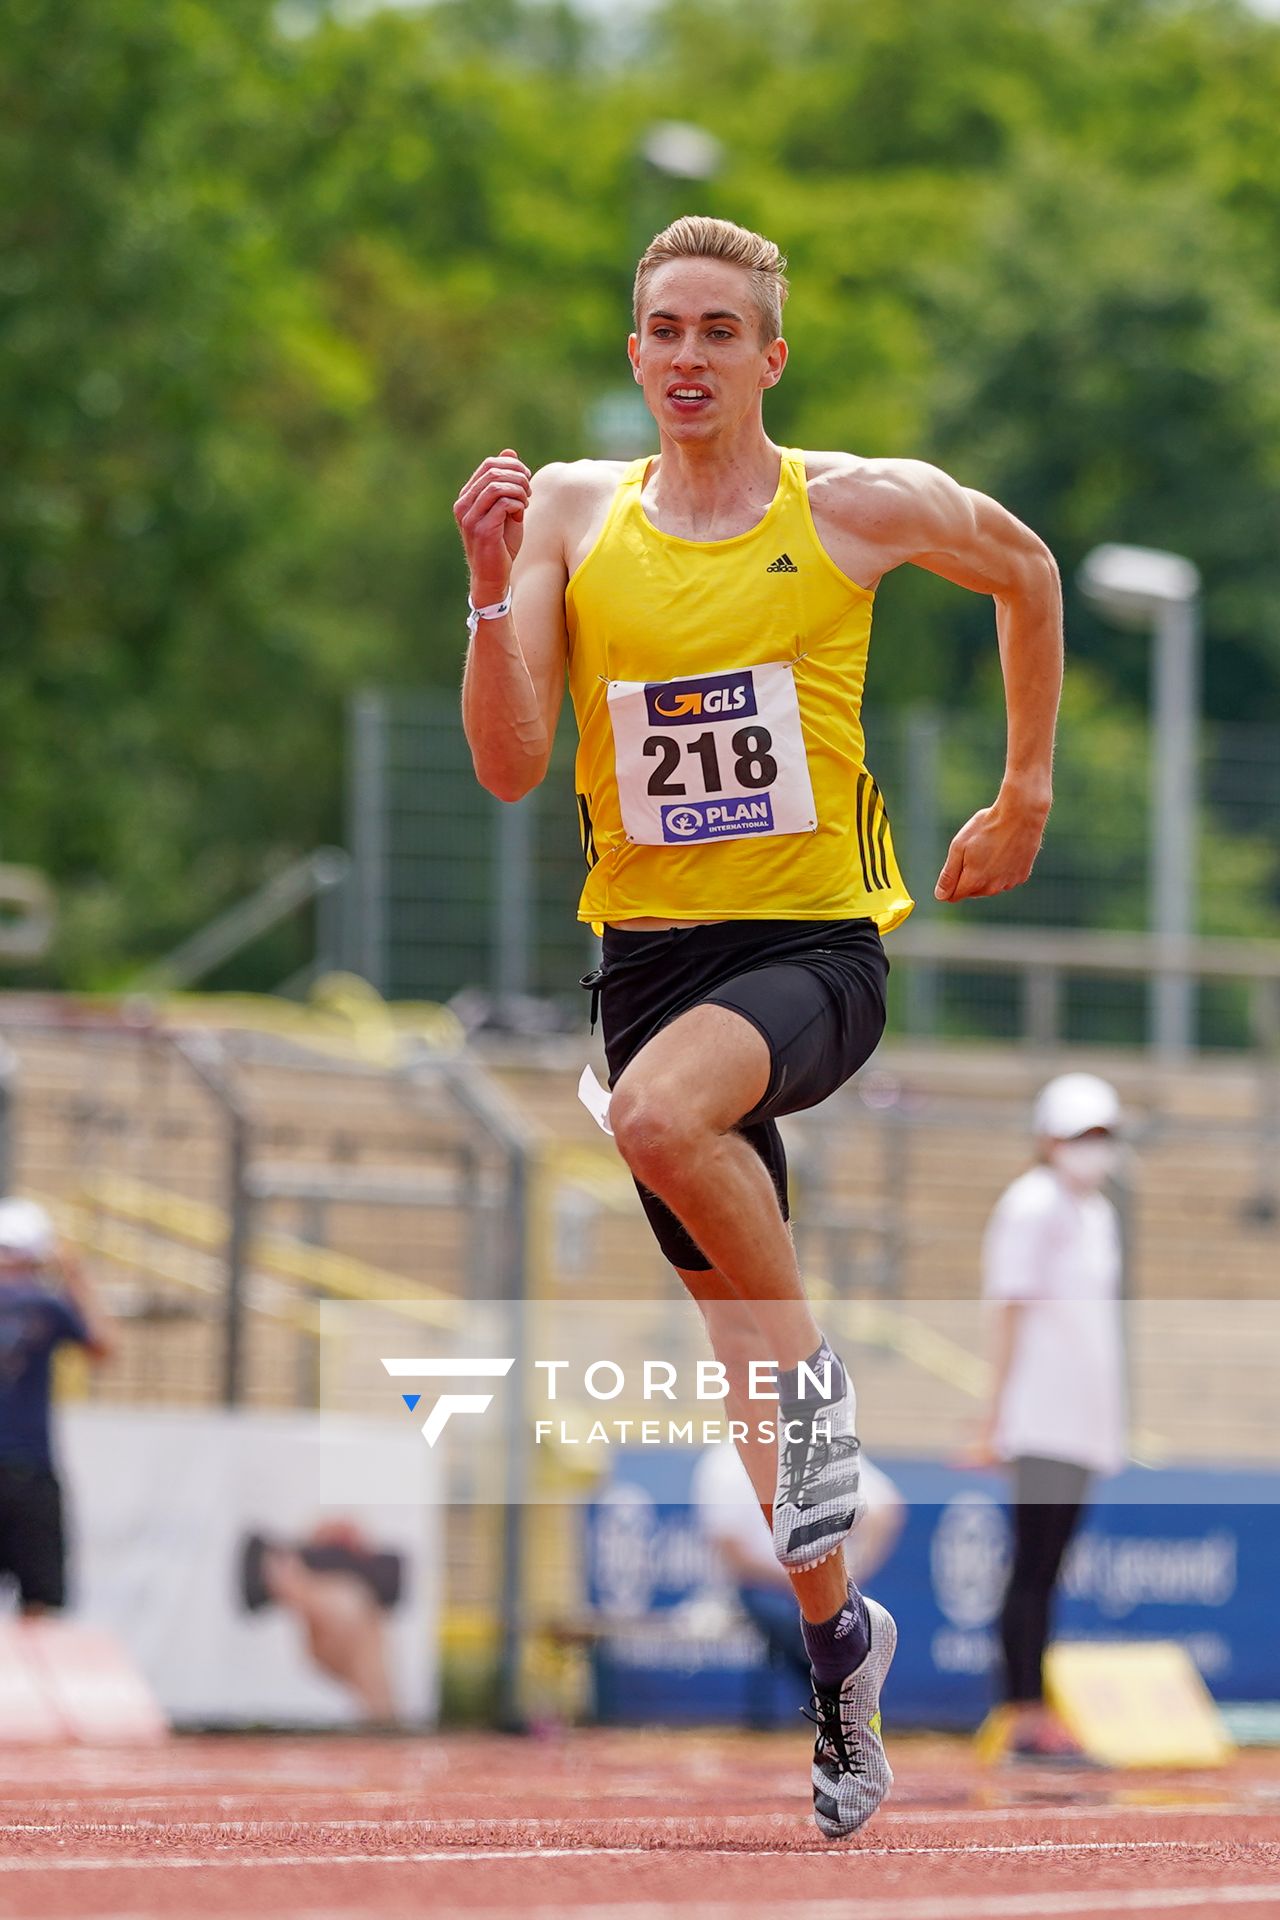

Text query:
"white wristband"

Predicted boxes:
[[467, 593, 512, 638]]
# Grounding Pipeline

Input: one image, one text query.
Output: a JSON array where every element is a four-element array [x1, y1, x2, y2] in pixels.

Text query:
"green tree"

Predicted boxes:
[[3, 0, 1279, 986]]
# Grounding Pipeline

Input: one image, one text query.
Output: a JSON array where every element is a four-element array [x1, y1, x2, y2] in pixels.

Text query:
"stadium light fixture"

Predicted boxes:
[[1078, 543, 1203, 1058], [639, 122, 724, 182], [590, 123, 726, 462]]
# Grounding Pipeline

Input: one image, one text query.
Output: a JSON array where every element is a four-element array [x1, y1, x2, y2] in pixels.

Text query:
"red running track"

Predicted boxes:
[[0, 1731, 1278, 1919]]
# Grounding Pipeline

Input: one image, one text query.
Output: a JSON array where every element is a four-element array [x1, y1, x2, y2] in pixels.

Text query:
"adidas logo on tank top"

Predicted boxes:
[[766, 552, 798, 573]]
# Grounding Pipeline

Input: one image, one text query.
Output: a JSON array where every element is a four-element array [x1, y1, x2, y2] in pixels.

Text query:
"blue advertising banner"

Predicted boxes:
[[583, 1452, 1280, 1727]]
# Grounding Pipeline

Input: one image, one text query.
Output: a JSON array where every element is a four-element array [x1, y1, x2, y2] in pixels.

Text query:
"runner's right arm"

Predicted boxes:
[[971, 1299, 1023, 1466], [58, 1245, 116, 1363], [456, 452, 570, 801]]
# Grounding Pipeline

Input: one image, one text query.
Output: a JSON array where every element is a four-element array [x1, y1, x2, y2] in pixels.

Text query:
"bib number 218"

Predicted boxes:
[[644, 727, 778, 796], [606, 660, 816, 846]]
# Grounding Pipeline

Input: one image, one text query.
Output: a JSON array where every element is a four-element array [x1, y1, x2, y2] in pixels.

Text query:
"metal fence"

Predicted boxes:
[[3, 1003, 1276, 1726], [0, 1013, 542, 1403], [344, 692, 1280, 1050], [5, 1005, 1276, 1406], [347, 690, 596, 1013], [0, 1005, 539, 1709]]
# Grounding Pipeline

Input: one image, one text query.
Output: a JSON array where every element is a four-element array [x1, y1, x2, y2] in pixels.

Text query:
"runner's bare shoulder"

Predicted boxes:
[[533, 459, 633, 569], [804, 452, 949, 525], [532, 458, 629, 516], [803, 453, 959, 584]]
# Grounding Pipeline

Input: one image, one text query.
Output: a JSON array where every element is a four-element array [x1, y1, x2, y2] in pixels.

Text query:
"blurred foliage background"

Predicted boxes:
[[3, 0, 1280, 984]]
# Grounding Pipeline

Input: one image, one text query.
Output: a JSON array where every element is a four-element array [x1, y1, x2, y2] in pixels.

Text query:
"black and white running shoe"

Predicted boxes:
[[772, 1355, 863, 1571], [807, 1596, 898, 1839]]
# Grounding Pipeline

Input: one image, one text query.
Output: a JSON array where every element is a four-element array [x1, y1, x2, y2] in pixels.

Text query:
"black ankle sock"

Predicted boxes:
[[778, 1338, 845, 1410], [801, 1582, 871, 1685]]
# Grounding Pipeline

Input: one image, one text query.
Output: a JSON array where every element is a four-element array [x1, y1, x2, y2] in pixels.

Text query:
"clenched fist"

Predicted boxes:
[[453, 449, 532, 606], [934, 797, 1048, 902]]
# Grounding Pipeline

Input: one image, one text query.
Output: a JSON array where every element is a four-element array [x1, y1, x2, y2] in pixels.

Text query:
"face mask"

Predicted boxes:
[[1052, 1138, 1120, 1190]]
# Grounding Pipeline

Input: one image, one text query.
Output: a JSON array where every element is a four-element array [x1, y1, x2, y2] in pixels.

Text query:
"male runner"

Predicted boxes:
[[455, 215, 1061, 1837]]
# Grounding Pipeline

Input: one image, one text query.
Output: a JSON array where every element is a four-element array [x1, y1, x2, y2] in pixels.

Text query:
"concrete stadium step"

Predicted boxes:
[[4, 1012, 1275, 1442], [483, 1035, 1280, 1312]]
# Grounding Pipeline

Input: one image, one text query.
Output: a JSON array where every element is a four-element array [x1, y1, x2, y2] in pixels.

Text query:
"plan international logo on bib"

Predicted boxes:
[[662, 796, 775, 841], [644, 670, 757, 727]]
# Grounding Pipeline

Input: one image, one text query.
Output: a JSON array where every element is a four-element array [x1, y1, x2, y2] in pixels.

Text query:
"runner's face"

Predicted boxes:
[[629, 259, 785, 440]]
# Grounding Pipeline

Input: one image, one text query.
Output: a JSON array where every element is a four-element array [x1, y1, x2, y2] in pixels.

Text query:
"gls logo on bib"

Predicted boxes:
[[645, 671, 756, 727]]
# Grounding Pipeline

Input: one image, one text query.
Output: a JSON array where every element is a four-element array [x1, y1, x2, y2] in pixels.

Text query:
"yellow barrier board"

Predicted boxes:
[[972, 1702, 1019, 1765], [1045, 1640, 1235, 1768]]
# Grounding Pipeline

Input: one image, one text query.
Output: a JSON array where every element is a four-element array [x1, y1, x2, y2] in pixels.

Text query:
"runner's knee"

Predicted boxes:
[[609, 1084, 705, 1189]]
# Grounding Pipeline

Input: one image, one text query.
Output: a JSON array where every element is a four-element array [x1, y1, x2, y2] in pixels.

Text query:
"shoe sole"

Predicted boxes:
[[774, 1498, 865, 1572], [772, 1391, 861, 1572]]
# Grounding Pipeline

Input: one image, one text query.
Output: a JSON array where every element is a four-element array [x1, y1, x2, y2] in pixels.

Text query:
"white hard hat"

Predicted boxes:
[[1032, 1072, 1121, 1141], [0, 1198, 56, 1260]]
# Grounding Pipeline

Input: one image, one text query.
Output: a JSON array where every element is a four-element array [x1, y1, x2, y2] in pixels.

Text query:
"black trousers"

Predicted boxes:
[[0, 1461, 67, 1609], [999, 1455, 1091, 1705]]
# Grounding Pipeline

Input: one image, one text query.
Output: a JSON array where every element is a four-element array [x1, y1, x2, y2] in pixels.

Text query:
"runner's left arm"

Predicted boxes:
[[852, 461, 1062, 902]]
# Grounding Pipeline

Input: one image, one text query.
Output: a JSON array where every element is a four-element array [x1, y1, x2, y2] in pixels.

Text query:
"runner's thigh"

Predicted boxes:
[[704, 940, 887, 1125]]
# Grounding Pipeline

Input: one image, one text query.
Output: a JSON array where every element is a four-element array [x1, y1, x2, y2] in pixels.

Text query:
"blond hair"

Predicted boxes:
[[633, 215, 789, 345]]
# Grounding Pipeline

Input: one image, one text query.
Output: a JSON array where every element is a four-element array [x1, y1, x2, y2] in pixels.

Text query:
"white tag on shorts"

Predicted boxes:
[[576, 1064, 614, 1136], [606, 660, 818, 848]]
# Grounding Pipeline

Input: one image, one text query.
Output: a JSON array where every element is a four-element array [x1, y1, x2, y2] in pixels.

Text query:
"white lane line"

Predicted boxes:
[[0, 1839, 1235, 1870], [444, 1893, 1280, 1920], [0, 1803, 1273, 1834], [136, 1902, 1278, 1920]]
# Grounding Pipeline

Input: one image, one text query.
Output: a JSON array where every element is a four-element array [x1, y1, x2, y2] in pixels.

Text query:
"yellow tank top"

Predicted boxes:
[[565, 448, 914, 933]]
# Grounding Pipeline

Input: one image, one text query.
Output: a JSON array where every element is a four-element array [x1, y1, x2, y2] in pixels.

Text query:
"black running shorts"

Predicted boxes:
[[0, 1462, 67, 1609], [588, 917, 888, 1271]]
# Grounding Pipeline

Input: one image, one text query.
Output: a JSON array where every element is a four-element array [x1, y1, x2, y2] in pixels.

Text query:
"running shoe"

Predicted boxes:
[[807, 1596, 897, 1839], [772, 1358, 863, 1570]]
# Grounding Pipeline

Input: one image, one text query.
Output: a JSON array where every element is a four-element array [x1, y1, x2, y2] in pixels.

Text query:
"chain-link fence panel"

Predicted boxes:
[[347, 692, 1280, 1049]]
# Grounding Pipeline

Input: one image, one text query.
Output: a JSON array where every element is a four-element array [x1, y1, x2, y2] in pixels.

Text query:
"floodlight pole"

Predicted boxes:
[[1078, 544, 1202, 1060], [1151, 592, 1200, 1059]]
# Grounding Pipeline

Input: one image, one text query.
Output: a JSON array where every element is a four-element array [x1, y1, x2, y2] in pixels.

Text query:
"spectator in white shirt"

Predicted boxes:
[[974, 1072, 1127, 1760]]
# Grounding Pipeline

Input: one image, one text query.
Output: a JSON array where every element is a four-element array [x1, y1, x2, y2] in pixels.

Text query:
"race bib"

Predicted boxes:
[[607, 662, 817, 846]]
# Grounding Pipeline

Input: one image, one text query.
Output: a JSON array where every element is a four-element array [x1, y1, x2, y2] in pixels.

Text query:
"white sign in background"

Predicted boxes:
[[59, 1406, 441, 1726]]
